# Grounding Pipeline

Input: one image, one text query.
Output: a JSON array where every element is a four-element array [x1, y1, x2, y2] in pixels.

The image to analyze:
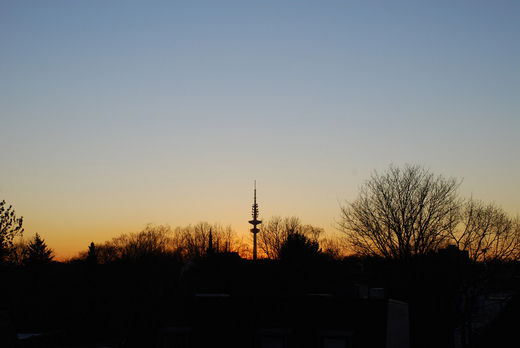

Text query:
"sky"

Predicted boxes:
[[1, 1, 519, 259]]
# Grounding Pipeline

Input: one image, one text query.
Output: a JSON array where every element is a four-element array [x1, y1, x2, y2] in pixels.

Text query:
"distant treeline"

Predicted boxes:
[[69, 218, 344, 264], [2, 165, 519, 267]]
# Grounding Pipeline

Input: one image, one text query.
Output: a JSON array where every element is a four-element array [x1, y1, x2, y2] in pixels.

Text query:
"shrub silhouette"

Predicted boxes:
[[279, 232, 320, 261]]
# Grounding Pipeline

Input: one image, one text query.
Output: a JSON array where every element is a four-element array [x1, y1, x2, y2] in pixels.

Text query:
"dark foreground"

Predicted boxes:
[[1, 248, 518, 348]]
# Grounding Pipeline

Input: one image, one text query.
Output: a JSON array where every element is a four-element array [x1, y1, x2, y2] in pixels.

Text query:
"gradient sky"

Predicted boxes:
[[1, 1, 519, 259]]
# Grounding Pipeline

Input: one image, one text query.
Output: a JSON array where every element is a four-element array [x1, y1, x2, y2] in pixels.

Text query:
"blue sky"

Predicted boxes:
[[1, 1, 519, 257]]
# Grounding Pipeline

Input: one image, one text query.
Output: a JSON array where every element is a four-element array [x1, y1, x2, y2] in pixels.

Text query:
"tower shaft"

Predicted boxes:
[[253, 231, 257, 261]]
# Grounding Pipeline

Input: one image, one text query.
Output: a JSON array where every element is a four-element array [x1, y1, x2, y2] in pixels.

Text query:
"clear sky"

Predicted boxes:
[[1, 1, 519, 259]]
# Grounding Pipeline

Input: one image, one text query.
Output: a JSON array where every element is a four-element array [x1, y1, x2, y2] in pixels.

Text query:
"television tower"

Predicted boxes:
[[249, 180, 262, 260]]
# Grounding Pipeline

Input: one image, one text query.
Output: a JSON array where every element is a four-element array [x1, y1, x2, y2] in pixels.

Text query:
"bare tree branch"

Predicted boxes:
[[338, 164, 461, 260]]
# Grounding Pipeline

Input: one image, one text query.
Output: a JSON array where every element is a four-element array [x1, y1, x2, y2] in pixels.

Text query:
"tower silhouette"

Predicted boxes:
[[249, 181, 262, 260]]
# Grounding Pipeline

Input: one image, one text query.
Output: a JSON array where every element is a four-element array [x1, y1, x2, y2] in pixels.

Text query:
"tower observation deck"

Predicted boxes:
[[249, 181, 262, 260]]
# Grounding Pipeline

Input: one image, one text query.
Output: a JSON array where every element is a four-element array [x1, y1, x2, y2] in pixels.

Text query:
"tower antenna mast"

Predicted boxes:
[[249, 180, 262, 260]]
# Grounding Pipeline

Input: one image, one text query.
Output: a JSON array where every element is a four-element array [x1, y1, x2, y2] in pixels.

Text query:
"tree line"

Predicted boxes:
[[1, 164, 519, 265], [75, 218, 338, 264]]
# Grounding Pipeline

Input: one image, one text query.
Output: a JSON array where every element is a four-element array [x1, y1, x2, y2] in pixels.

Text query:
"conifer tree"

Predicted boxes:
[[24, 233, 54, 265], [86, 242, 98, 265]]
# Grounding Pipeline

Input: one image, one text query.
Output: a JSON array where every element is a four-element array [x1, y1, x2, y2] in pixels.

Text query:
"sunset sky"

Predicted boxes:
[[1, 1, 519, 259]]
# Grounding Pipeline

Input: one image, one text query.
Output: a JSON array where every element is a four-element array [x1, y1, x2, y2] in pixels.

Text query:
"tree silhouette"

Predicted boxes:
[[24, 233, 54, 265], [5, 238, 26, 265], [175, 222, 238, 259], [279, 231, 321, 261], [109, 224, 173, 261], [80, 223, 243, 263], [259, 216, 324, 259], [338, 164, 460, 261], [0, 200, 24, 263], [451, 199, 520, 262], [86, 242, 98, 265]]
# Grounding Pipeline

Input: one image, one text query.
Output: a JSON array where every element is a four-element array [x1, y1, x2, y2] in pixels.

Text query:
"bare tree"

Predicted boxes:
[[451, 199, 520, 262], [319, 234, 346, 259], [76, 223, 242, 263], [258, 216, 289, 259], [95, 243, 120, 264], [338, 164, 461, 260], [514, 218, 520, 260], [5, 237, 26, 265], [447, 200, 520, 347], [0, 200, 24, 262], [258, 216, 324, 259], [176, 222, 239, 258], [110, 224, 173, 260]]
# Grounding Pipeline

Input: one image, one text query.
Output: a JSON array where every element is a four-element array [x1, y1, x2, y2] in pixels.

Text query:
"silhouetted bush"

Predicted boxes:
[[279, 231, 321, 262]]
